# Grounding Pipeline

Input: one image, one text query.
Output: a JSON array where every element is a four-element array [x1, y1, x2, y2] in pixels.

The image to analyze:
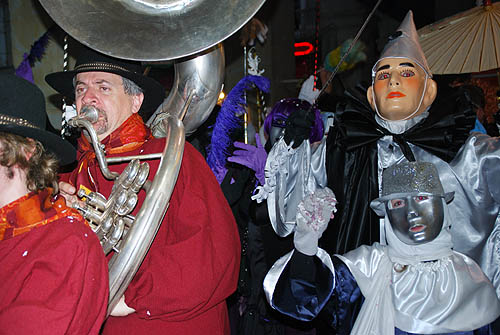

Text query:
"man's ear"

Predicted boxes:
[[131, 93, 145, 114], [367, 85, 376, 110], [422, 78, 437, 110]]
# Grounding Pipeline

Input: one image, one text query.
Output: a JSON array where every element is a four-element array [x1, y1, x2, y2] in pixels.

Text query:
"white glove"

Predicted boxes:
[[298, 75, 320, 104], [294, 187, 337, 256]]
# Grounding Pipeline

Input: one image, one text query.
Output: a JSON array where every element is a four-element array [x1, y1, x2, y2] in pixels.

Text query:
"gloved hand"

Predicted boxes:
[[294, 187, 337, 256], [227, 134, 267, 185], [283, 108, 315, 148], [298, 75, 320, 104]]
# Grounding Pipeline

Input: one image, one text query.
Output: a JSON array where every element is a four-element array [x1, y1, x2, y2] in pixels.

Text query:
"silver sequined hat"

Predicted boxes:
[[370, 161, 454, 216], [371, 10, 432, 78]]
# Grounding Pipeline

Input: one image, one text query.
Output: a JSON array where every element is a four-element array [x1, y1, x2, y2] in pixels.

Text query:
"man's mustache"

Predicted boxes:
[[80, 105, 105, 121]]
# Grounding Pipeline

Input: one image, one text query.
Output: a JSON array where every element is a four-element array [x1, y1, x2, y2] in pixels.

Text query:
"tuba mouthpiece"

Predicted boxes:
[[79, 105, 99, 123]]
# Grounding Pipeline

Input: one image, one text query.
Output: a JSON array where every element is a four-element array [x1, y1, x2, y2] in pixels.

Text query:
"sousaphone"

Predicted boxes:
[[38, 0, 266, 314]]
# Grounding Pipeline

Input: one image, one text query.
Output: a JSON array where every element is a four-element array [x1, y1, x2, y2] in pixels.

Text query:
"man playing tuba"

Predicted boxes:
[[46, 46, 241, 334]]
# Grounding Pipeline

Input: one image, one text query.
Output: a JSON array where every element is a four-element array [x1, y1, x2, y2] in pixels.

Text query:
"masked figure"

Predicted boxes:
[[264, 162, 500, 334], [209, 97, 324, 334], [254, 10, 500, 296]]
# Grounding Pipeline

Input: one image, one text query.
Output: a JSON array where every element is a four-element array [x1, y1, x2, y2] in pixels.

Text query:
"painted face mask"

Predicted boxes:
[[386, 194, 444, 245], [371, 57, 428, 121], [368, 11, 433, 122]]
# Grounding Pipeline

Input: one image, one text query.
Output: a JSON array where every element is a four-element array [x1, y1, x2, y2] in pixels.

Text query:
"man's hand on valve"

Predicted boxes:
[[58, 181, 85, 209]]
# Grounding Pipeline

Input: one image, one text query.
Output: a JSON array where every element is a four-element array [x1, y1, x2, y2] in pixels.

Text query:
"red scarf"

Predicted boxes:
[[0, 189, 85, 241], [71, 114, 152, 193]]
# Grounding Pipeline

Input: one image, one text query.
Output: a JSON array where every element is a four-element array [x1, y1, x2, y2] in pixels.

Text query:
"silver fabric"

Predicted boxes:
[[372, 10, 432, 78], [253, 137, 327, 237], [377, 133, 500, 297], [338, 240, 500, 334], [261, 120, 500, 297], [337, 245, 394, 335], [375, 110, 428, 134]]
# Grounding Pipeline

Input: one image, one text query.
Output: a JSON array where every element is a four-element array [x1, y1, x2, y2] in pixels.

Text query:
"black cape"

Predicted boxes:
[[319, 87, 476, 255]]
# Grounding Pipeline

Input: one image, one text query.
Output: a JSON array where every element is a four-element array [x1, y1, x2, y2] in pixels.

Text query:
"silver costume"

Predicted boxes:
[[255, 121, 500, 296], [262, 162, 500, 333], [253, 9, 500, 296]]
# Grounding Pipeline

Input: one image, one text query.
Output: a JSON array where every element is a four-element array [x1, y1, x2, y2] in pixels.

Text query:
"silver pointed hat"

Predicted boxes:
[[372, 10, 432, 78]]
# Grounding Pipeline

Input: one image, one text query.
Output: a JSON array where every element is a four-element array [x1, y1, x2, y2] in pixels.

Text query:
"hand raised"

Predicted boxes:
[[227, 134, 267, 185]]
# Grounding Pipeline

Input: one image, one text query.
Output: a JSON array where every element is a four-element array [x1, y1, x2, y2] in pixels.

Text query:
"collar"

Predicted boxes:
[[375, 110, 428, 134], [0, 188, 84, 241], [335, 87, 476, 163], [78, 113, 151, 157]]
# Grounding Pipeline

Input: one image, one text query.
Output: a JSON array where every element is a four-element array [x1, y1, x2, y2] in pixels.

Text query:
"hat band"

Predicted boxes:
[[0, 114, 39, 129], [75, 62, 135, 74]]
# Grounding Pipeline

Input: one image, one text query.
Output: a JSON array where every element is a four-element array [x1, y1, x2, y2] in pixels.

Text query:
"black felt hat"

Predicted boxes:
[[45, 46, 165, 120], [0, 73, 76, 165]]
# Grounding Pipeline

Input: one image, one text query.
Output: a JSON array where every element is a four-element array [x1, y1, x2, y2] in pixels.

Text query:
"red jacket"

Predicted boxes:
[[62, 120, 241, 334], [0, 192, 108, 335]]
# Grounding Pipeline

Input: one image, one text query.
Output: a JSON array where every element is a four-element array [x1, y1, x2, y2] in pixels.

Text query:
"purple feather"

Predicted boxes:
[[207, 75, 270, 182], [27, 31, 50, 66], [15, 55, 34, 83], [15, 30, 51, 83]]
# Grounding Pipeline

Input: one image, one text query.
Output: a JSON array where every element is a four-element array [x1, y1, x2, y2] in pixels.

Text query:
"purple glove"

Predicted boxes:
[[227, 134, 267, 185]]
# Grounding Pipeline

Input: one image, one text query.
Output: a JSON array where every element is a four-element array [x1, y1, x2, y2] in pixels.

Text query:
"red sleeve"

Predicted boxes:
[[0, 220, 109, 335], [124, 143, 241, 321], [58, 170, 71, 183]]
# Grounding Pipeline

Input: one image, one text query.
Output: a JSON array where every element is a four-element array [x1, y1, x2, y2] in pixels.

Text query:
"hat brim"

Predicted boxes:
[[46, 69, 165, 120], [370, 191, 455, 217], [0, 124, 76, 166]]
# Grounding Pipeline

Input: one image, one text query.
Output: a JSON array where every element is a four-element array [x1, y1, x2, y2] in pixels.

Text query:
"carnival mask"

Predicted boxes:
[[386, 193, 444, 245], [268, 126, 285, 146], [368, 57, 435, 121]]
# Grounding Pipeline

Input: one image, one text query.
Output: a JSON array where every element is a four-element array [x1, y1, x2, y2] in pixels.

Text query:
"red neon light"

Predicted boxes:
[[294, 42, 313, 56]]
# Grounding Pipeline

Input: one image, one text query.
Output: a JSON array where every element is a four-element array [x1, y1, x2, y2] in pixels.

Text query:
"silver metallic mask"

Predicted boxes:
[[386, 193, 444, 245], [269, 126, 285, 146], [371, 161, 454, 244]]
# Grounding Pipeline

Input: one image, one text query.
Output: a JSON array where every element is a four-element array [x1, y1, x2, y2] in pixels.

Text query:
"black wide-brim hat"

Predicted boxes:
[[45, 46, 165, 120], [0, 73, 76, 166]]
